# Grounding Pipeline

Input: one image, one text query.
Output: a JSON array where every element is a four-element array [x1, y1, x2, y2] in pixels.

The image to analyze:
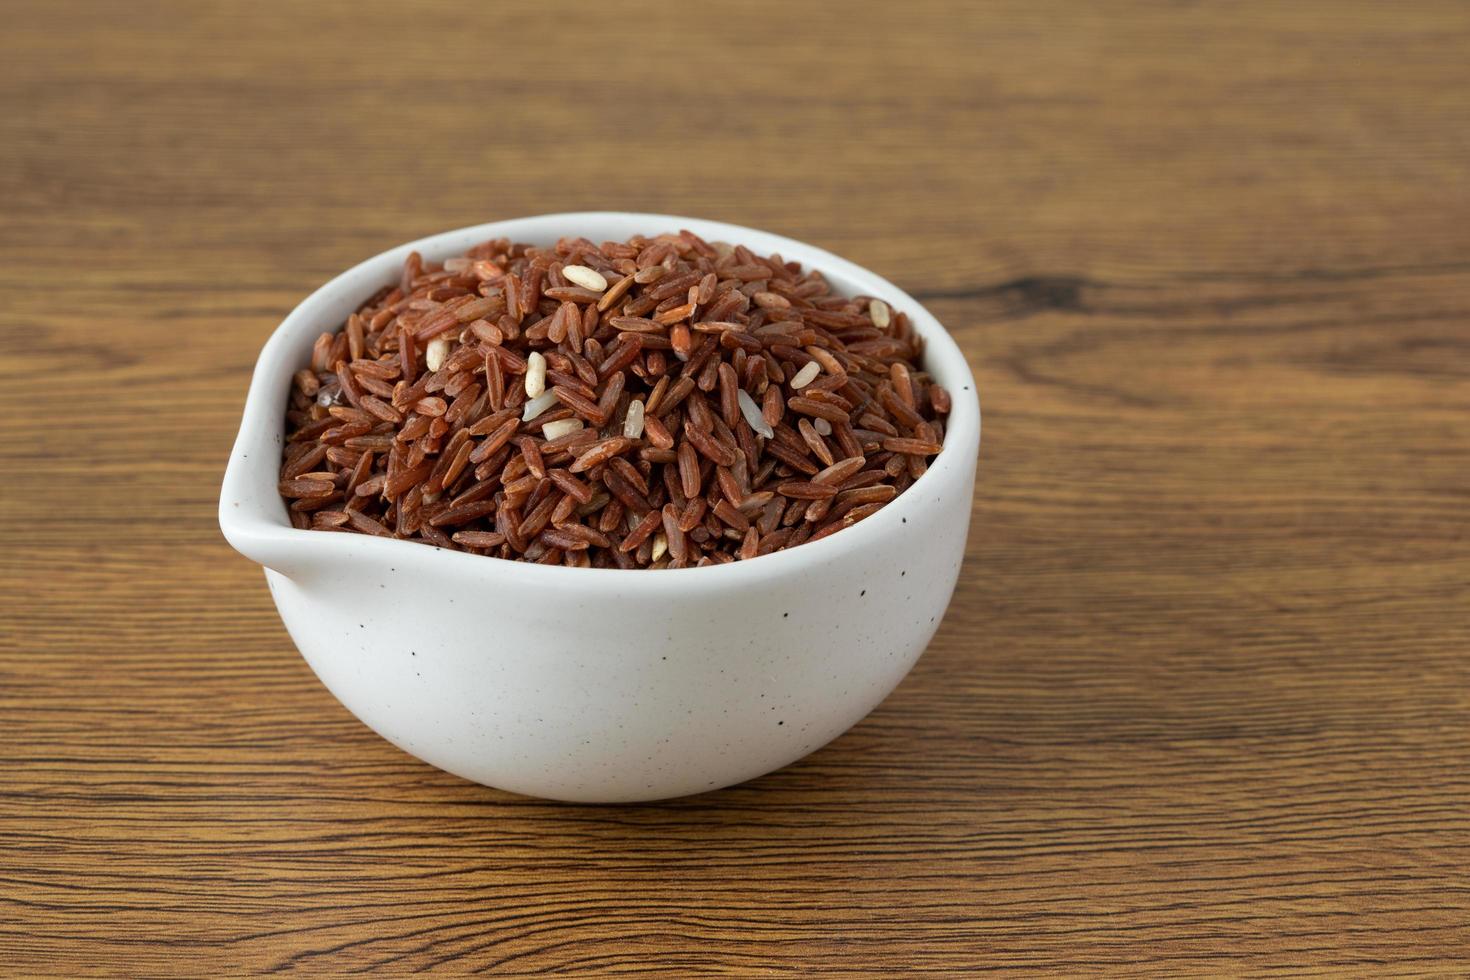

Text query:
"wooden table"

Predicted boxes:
[[4, 2, 1468, 974]]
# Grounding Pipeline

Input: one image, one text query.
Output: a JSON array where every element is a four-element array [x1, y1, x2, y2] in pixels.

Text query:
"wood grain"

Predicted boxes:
[[3, 1, 1469, 975]]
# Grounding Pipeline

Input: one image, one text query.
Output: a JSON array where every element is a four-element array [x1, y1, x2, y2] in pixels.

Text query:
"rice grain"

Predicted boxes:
[[561, 265, 608, 292], [541, 418, 584, 441], [623, 399, 646, 439], [525, 350, 548, 398], [789, 361, 821, 390]]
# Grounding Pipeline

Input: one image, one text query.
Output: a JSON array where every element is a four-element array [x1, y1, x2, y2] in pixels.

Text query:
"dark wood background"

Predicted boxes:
[[3, 2, 1468, 975]]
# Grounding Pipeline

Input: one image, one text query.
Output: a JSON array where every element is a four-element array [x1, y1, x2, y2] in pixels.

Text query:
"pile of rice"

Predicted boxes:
[[279, 230, 949, 568]]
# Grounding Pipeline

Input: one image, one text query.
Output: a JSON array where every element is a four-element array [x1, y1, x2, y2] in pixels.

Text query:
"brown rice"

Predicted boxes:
[[279, 231, 949, 568]]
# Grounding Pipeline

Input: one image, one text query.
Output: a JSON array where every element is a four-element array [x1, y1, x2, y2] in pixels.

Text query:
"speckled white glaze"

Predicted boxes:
[[220, 213, 980, 802]]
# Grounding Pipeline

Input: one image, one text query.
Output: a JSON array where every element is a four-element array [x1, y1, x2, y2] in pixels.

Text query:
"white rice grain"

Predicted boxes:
[[790, 360, 821, 389], [813, 417, 832, 436], [869, 298, 891, 328], [525, 350, 547, 398], [541, 417, 584, 440], [561, 265, 607, 292], [424, 336, 451, 373], [521, 389, 559, 422], [736, 388, 774, 438], [623, 399, 646, 439]]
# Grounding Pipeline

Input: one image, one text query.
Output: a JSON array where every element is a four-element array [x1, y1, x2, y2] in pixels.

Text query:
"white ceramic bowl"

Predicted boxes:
[[220, 213, 980, 802]]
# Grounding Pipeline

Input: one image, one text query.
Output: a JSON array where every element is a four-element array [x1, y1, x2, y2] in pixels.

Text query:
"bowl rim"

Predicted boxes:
[[219, 211, 980, 594]]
